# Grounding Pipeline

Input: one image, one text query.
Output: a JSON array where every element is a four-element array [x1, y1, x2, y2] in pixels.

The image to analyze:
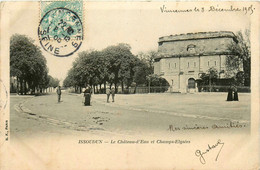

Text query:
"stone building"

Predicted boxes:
[[154, 31, 241, 93]]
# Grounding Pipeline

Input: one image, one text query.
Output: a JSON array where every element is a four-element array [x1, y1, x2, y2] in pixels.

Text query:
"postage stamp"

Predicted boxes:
[[38, 1, 83, 57]]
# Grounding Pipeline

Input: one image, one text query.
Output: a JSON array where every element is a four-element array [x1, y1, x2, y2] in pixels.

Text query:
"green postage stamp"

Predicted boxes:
[[38, 1, 83, 57]]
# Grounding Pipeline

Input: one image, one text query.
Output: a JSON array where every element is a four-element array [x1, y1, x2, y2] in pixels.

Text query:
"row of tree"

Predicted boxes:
[[63, 43, 166, 93], [10, 34, 59, 94], [197, 67, 249, 92], [10, 30, 250, 95]]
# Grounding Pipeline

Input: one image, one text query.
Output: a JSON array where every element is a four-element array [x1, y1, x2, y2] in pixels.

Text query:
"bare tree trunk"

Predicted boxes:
[[114, 72, 118, 93], [121, 81, 124, 93], [32, 81, 35, 94], [16, 77, 19, 94], [24, 80, 27, 95], [20, 79, 23, 95], [104, 81, 106, 94]]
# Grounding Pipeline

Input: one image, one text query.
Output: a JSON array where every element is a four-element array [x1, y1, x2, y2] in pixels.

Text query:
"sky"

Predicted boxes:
[[9, 1, 251, 82]]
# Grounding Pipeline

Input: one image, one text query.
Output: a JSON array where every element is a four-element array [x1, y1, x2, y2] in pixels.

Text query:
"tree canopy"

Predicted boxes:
[[63, 44, 165, 93], [226, 30, 251, 86], [10, 34, 59, 94]]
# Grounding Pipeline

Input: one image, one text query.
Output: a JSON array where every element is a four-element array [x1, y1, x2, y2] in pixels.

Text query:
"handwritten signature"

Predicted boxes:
[[195, 139, 224, 164]]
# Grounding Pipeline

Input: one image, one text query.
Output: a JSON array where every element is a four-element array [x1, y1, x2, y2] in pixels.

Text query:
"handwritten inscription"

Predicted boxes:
[[168, 121, 247, 132], [160, 4, 256, 15], [195, 139, 224, 164]]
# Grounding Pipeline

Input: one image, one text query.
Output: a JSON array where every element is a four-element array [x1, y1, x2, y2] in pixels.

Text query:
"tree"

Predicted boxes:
[[137, 50, 157, 75], [145, 74, 170, 93], [199, 67, 218, 92], [63, 50, 106, 93], [63, 44, 157, 94], [63, 68, 76, 87], [235, 71, 245, 86], [133, 59, 150, 86], [10, 34, 49, 94], [102, 43, 136, 92], [91, 50, 109, 92], [48, 76, 60, 88], [226, 30, 251, 86]]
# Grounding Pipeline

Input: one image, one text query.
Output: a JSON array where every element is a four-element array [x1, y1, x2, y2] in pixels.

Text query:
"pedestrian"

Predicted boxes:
[[56, 86, 62, 102], [227, 85, 233, 101], [106, 88, 111, 103], [233, 85, 239, 101], [83, 86, 91, 106], [111, 87, 115, 102]]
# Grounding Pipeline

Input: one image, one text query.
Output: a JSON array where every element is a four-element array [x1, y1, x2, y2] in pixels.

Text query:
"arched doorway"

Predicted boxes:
[[188, 78, 195, 89]]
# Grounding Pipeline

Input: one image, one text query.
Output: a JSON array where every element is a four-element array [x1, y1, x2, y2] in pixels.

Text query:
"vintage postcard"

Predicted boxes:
[[0, 1, 259, 169]]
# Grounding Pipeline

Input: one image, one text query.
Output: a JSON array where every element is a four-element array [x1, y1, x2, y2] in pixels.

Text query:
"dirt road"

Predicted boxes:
[[10, 92, 250, 138]]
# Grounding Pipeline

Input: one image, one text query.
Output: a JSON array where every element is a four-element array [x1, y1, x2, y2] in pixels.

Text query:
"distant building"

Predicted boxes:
[[154, 31, 242, 93]]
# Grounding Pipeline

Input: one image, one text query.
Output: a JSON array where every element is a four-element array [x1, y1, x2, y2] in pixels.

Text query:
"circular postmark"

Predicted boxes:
[[38, 7, 83, 57], [0, 79, 8, 112]]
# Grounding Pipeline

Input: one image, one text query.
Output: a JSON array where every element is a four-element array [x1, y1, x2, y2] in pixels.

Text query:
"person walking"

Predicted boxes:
[[56, 86, 62, 102], [233, 85, 239, 101], [227, 85, 233, 101], [83, 86, 91, 106], [111, 87, 115, 102], [106, 88, 111, 103]]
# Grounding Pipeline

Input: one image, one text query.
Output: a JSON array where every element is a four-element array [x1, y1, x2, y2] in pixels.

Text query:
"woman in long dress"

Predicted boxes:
[[227, 85, 233, 101], [233, 86, 239, 101], [83, 86, 91, 106]]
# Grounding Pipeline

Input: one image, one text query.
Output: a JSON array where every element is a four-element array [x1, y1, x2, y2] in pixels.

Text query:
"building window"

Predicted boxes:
[[194, 62, 196, 67], [188, 62, 189, 68], [169, 63, 170, 69], [175, 63, 176, 68], [214, 61, 216, 66], [208, 61, 209, 66]]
